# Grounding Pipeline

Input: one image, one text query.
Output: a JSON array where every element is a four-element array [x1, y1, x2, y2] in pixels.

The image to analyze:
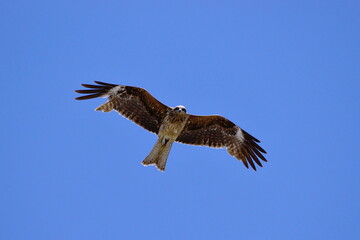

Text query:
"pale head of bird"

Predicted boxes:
[[173, 105, 187, 114]]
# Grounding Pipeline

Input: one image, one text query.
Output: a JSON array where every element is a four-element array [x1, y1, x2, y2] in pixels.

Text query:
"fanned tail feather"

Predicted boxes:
[[142, 137, 174, 171]]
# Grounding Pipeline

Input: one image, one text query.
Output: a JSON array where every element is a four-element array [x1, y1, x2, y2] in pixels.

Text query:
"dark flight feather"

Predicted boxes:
[[176, 115, 267, 170], [75, 81, 170, 134]]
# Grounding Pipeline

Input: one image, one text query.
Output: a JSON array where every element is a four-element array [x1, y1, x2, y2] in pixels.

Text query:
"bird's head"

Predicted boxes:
[[173, 105, 187, 114]]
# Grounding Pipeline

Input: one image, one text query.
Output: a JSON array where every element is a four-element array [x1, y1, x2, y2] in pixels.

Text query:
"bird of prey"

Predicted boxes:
[[75, 81, 267, 171]]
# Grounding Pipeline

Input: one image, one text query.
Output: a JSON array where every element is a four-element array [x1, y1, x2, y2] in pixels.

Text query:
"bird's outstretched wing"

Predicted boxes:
[[176, 115, 267, 170], [75, 81, 170, 134]]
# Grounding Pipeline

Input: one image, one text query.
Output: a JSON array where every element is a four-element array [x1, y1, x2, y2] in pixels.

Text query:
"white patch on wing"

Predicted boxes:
[[236, 127, 244, 142], [102, 85, 125, 98]]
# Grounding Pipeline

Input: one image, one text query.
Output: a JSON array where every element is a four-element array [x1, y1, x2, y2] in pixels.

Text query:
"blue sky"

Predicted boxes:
[[1, 0, 359, 239]]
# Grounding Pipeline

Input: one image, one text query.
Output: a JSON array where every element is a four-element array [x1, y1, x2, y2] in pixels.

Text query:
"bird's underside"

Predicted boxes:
[[75, 81, 267, 172]]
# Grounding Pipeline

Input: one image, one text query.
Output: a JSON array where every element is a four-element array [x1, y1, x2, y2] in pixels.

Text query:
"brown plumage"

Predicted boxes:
[[75, 81, 267, 171]]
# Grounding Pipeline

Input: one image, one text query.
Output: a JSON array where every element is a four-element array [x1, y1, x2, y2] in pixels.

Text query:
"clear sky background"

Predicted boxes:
[[1, 1, 359, 239]]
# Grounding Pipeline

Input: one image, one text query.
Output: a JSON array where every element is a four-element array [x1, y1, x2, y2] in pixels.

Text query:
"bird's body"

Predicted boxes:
[[143, 106, 189, 170], [158, 107, 189, 139], [75, 81, 267, 172]]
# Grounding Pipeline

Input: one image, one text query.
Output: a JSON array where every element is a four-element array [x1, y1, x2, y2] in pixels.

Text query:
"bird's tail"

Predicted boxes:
[[142, 137, 174, 172]]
